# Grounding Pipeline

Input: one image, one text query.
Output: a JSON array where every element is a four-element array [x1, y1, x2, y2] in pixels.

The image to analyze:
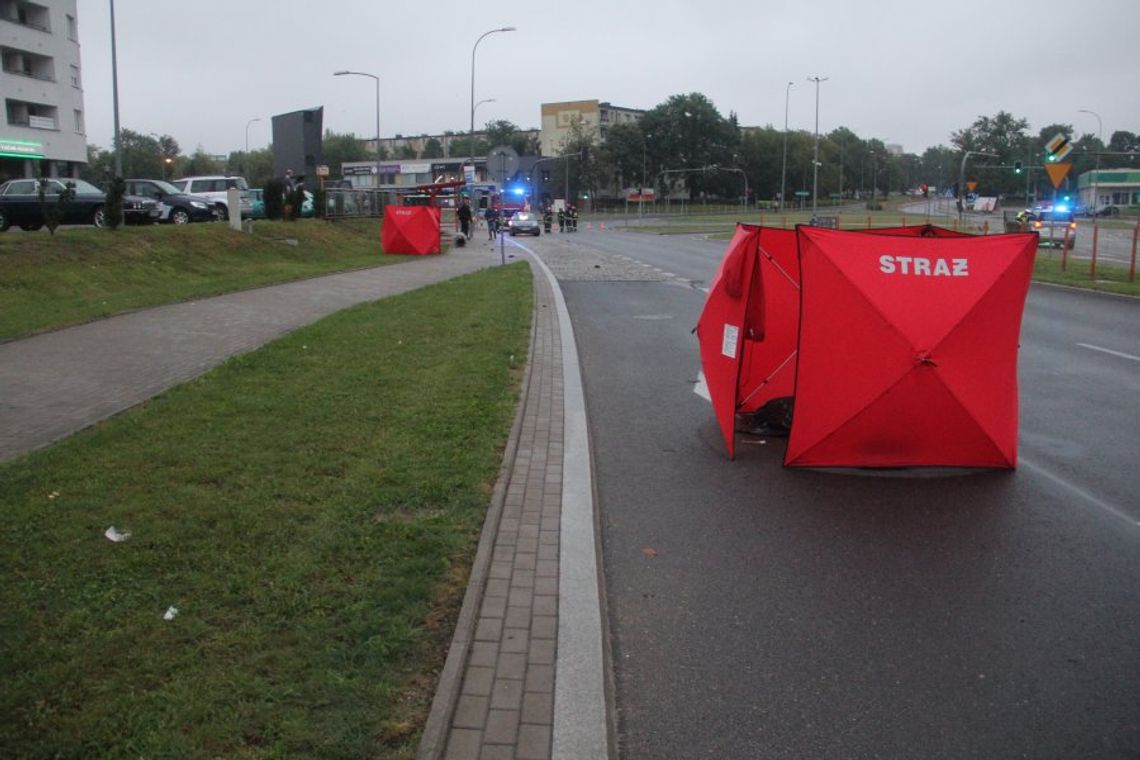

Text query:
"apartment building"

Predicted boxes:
[[0, 0, 86, 180], [539, 100, 644, 156]]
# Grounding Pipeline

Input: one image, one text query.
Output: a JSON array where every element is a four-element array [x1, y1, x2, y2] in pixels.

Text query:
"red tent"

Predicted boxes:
[[785, 227, 1037, 468], [382, 206, 441, 255], [697, 223, 968, 458]]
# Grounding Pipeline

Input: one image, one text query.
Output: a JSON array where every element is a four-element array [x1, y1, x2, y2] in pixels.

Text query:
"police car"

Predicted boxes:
[[1029, 205, 1077, 249]]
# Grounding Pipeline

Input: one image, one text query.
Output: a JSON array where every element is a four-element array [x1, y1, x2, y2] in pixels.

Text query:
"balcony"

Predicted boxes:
[[1, 46, 55, 81], [0, 0, 51, 32]]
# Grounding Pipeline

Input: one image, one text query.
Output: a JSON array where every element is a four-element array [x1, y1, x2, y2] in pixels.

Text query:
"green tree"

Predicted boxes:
[[322, 131, 370, 177], [639, 93, 739, 199], [180, 148, 223, 177], [598, 122, 645, 192], [398, 144, 417, 159], [422, 137, 444, 159], [226, 148, 274, 187]]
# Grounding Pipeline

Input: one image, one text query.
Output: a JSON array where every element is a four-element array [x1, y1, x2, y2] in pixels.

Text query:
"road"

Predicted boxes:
[[529, 228, 1140, 759]]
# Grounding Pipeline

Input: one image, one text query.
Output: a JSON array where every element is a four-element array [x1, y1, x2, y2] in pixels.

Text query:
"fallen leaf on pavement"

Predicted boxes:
[[641, 547, 658, 558]]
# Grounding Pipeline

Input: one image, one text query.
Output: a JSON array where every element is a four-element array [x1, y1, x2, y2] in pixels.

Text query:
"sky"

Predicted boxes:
[[77, 0, 1140, 158]]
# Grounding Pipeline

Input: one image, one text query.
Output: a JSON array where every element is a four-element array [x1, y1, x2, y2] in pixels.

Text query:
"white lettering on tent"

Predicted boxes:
[[879, 255, 969, 277], [721, 324, 740, 359]]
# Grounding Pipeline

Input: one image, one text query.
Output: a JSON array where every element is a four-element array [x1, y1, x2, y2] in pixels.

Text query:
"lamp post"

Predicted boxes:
[[780, 81, 793, 212], [109, 0, 122, 178], [807, 75, 828, 219], [1078, 109, 1103, 222], [469, 27, 515, 181], [244, 117, 261, 177], [957, 150, 998, 221], [333, 70, 380, 186]]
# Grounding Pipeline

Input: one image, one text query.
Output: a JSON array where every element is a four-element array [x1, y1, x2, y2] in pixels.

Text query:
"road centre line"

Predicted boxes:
[[1077, 343, 1140, 363], [1019, 457, 1140, 531]]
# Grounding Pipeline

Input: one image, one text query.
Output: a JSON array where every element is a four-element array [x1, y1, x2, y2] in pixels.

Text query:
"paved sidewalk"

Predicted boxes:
[[0, 253, 495, 462], [420, 238, 611, 760]]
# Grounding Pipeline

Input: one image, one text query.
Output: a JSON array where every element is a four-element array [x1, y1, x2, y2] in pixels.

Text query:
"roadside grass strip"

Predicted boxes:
[[0, 219, 407, 340], [1031, 251, 1140, 296], [0, 263, 533, 758]]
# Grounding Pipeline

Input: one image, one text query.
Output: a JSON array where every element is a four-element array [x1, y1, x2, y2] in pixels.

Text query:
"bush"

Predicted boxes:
[[105, 177, 125, 229], [264, 178, 285, 220], [38, 177, 75, 235]]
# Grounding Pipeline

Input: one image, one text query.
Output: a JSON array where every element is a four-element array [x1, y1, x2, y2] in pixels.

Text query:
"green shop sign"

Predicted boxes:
[[0, 139, 45, 159]]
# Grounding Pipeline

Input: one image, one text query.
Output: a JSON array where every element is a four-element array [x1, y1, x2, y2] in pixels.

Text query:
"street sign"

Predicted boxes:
[[795, 191, 810, 197], [1045, 133, 1073, 162], [1044, 162, 1072, 189], [316, 165, 330, 177]]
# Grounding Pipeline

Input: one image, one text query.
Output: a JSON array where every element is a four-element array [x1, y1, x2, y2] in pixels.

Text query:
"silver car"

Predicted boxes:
[[508, 211, 541, 236]]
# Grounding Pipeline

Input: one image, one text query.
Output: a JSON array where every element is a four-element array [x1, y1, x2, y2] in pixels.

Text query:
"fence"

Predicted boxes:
[[323, 188, 386, 220]]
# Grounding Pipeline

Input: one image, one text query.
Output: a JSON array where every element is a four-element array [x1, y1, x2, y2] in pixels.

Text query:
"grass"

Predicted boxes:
[[1030, 248, 1139, 296], [0, 219, 414, 341], [0, 263, 533, 758]]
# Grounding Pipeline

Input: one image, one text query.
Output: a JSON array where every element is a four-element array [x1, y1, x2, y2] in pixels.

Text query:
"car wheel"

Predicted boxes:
[[171, 208, 191, 224], [0, 209, 9, 232], [92, 206, 106, 228], [215, 204, 229, 222]]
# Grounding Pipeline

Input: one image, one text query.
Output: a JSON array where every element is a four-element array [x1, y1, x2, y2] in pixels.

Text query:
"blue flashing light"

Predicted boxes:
[[1054, 203, 1070, 212], [511, 185, 526, 196]]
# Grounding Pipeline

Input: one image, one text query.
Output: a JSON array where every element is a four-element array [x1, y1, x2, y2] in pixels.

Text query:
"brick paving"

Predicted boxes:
[[442, 267, 563, 760]]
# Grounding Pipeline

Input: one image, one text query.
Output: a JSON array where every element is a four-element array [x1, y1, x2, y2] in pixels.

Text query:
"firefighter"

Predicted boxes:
[[569, 204, 579, 232], [542, 205, 553, 234], [485, 205, 499, 240], [557, 207, 565, 232]]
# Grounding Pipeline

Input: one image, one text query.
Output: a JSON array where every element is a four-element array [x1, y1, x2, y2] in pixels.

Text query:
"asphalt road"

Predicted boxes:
[[542, 229, 1140, 759]]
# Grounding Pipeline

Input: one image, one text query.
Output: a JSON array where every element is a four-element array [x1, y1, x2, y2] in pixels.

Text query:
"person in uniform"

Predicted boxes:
[[557, 207, 565, 232], [458, 199, 472, 239], [542, 205, 553, 234], [485, 205, 499, 240]]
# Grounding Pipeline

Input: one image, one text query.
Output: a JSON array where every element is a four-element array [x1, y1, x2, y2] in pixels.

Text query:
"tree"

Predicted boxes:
[[598, 122, 645, 192], [422, 137, 444, 159], [398, 144, 417, 159], [639, 93, 739, 199], [180, 148, 223, 177], [323, 130, 370, 176]]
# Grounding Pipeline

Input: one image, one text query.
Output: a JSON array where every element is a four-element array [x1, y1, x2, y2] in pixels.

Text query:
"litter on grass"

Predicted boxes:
[[104, 526, 131, 543], [163, 606, 178, 621]]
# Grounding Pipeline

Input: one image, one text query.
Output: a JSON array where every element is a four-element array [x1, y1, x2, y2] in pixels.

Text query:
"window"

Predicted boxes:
[[66, 14, 77, 40], [73, 108, 83, 134], [70, 64, 79, 87], [5, 180, 36, 194]]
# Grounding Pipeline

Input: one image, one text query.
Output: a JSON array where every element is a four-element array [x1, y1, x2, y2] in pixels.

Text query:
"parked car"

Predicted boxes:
[[0, 178, 159, 231], [168, 175, 252, 221], [124, 179, 217, 223], [1080, 204, 1120, 218], [508, 211, 541, 236], [248, 188, 314, 219]]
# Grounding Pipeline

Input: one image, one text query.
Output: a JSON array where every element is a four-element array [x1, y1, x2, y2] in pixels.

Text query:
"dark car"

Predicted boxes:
[[0, 178, 160, 230], [124, 179, 217, 224]]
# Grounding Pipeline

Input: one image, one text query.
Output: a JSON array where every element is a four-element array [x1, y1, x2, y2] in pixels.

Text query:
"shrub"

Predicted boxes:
[[264, 178, 285, 220], [105, 177, 125, 229], [38, 177, 75, 235]]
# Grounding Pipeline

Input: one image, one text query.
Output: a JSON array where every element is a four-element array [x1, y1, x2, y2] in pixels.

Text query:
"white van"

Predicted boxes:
[[169, 175, 252, 221]]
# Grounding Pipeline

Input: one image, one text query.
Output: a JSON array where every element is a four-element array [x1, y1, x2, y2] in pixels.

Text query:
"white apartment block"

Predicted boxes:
[[0, 0, 86, 180]]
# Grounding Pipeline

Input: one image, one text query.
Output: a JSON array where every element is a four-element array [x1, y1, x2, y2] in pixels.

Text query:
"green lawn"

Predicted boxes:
[[0, 219, 411, 340], [0, 263, 533, 758]]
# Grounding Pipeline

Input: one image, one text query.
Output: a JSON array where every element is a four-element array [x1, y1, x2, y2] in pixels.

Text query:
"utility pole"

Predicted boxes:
[[807, 75, 828, 219]]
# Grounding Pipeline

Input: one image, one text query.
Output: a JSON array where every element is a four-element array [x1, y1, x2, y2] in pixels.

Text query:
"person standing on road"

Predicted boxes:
[[458, 198, 472, 239], [485, 205, 499, 240]]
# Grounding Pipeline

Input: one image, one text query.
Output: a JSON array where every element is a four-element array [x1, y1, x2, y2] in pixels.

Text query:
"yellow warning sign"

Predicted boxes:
[[1044, 162, 1072, 189], [966, 181, 978, 192]]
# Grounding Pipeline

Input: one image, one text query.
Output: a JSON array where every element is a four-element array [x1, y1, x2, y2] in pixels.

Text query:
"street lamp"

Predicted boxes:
[[333, 70, 381, 186], [1078, 109, 1103, 221], [469, 27, 516, 180], [780, 81, 792, 212], [244, 117, 261, 177], [957, 150, 998, 221], [807, 75, 828, 219]]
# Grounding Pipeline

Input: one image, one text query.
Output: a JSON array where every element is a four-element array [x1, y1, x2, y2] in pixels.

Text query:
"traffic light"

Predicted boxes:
[[1014, 161, 1022, 174]]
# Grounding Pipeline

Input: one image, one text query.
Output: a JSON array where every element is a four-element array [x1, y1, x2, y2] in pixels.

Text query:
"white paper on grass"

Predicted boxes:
[[104, 526, 131, 543], [163, 606, 178, 621]]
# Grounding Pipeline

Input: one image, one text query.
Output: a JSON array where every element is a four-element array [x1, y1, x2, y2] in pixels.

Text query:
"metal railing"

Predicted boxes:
[[323, 188, 385, 219]]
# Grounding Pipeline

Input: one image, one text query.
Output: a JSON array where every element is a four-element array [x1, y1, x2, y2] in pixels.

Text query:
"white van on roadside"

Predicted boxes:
[[169, 175, 252, 221]]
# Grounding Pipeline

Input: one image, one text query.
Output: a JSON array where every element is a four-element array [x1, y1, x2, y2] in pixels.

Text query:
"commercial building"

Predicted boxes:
[[0, 0, 86, 180], [1077, 169, 1140, 210]]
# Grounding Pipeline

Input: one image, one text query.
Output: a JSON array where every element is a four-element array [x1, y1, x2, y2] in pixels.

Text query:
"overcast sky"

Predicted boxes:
[[78, 0, 1139, 157]]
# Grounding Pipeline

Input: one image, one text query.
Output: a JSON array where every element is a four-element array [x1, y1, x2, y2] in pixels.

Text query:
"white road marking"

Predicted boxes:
[[1019, 457, 1140, 530], [693, 370, 711, 402], [1077, 343, 1140, 363]]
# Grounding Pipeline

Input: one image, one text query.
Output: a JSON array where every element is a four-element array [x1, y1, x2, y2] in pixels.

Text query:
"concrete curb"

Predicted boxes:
[[417, 260, 542, 759]]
